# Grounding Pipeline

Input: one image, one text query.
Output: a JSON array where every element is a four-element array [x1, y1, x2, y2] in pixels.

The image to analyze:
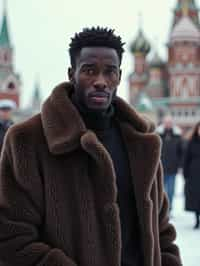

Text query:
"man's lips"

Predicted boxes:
[[88, 91, 109, 98], [88, 92, 109, 103]]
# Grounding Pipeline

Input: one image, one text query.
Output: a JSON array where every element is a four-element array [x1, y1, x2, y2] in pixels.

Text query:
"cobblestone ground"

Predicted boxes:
[[170, 174, 200, 266]]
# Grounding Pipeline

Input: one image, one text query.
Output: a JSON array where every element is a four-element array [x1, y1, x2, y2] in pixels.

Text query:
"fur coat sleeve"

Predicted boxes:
[[0, 131, 77, 266]]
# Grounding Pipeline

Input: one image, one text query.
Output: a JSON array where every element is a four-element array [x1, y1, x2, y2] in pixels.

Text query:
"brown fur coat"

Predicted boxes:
[[0, 82, 182, 266]]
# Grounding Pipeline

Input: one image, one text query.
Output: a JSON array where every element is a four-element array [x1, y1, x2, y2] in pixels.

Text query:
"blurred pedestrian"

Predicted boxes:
[[183, 121, 200, 229], [0, 99, 16, 153], [156, 114, 183, 212]]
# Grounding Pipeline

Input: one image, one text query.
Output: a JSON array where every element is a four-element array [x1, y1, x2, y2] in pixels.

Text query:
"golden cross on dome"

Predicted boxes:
[[182, 0, 189, 16]]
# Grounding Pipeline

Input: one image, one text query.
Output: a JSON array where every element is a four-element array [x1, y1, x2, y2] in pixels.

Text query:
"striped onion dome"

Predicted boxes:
[[130, 29, 151, 54], [150, 52, 164, 68]]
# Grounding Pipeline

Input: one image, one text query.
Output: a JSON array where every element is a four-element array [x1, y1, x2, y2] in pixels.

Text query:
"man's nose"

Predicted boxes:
[[93, 74, 107, 89]]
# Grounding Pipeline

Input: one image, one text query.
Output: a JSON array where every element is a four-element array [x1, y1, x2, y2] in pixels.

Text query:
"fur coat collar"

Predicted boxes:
[[41, 82, 158, 152], [41, 81, 161, 198]]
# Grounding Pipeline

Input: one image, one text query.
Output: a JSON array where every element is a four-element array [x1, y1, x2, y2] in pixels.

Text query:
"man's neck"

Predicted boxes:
[[71, 95, 114, 131]]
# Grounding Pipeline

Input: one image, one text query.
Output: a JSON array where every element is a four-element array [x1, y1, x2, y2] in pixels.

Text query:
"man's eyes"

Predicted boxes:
[[82, 68, 95, 75], [105, 68, 118, 75], [81, 67, 118, 76]]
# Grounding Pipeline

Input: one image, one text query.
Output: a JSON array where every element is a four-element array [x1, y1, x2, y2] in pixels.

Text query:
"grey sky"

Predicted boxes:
[[1, 0, 198, 107]]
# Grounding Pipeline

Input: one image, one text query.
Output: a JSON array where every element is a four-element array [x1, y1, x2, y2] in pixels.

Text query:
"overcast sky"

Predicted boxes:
[[1, 0, 199, 107]]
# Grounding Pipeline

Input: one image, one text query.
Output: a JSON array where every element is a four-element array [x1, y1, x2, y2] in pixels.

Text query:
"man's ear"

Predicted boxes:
[[68, 67, 75, 83]]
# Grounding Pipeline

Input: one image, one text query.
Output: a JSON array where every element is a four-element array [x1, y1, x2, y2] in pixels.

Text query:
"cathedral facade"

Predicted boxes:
[[129, 0, 200, 131]]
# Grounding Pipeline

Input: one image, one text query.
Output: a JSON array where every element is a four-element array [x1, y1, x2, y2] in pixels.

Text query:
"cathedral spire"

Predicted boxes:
[[32, 78, 41, 110], [3, 0, 7, 10], [173, 0, 199, 27], [0, 0, 11, 47]]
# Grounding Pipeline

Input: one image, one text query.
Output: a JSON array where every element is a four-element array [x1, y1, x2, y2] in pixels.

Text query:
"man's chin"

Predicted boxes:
[[85, 99, 110, 112], [87, 105, 108, 113]]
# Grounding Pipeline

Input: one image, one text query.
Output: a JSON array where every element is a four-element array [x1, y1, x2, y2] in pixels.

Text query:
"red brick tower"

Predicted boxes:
[[168, 1, 200, 129], [128, 28, 151, 105], [146, 51, 167, 98], [0, 3, 21, 107]]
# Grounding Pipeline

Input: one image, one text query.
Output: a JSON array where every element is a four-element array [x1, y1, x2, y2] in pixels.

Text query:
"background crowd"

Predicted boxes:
[[157, 114, 200, 230]]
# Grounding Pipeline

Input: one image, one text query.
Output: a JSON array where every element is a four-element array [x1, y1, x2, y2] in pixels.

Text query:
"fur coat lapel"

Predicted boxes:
[[118, 122, 161, 265], [41, 82, 87, 154]]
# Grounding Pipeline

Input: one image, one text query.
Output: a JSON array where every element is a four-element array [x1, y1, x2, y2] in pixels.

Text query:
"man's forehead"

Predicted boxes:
[[78, 47, 119, 64]]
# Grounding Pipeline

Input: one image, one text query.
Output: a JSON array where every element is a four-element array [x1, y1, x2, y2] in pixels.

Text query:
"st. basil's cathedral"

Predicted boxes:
[[129, 0, 200, 132]]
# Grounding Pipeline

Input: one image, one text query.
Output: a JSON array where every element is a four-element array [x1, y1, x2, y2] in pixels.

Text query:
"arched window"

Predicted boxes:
[[7, 82, 15, 90], [182, 78, 189, 98], [4, 53, 8, 63]]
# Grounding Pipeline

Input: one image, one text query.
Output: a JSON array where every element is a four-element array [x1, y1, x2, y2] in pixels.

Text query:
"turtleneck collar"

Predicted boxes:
[[71, 94, 115, 132]]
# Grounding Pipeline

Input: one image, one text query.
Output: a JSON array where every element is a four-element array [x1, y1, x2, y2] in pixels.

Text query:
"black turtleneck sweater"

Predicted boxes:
[[71, 98, 143, 266]]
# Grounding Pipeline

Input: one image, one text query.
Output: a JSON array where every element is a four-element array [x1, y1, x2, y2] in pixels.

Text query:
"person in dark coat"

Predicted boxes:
[[0, 99, 16, 153], [156, 115, 183, 212], [0, 27, 182, 266], [183, 121, 200, 229]]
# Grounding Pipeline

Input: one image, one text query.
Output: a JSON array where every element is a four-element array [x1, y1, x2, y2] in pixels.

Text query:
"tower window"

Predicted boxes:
[[7, 82, 15, 90], [4, 53, 8, 62]]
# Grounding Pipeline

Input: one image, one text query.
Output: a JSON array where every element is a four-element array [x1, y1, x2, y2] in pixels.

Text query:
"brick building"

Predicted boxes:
[[0, 4, 21, 106], [0, 3, 41, 121]]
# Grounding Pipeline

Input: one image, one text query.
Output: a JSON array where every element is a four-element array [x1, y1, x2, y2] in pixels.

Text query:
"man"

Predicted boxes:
[[156, 115, 183, 212], [0, 27, 182, 266], [0, 99, 15, 153]]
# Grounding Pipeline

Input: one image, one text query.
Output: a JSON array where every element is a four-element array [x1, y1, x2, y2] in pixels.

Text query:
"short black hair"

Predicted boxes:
[[69, 27, 125, 67]]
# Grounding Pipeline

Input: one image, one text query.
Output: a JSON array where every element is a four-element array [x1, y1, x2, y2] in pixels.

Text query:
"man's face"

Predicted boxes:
[[163, 116, 173, 129], [0, 109, 12, 121], [69, 47, 121, 111]]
